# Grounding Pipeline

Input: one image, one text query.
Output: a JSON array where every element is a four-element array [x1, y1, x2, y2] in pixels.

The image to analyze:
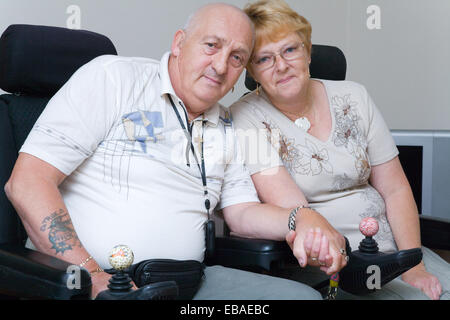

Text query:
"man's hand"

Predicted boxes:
[[401, 263, 442, 300], [91, 272, 112, 298], [285, 209, 348, 275]]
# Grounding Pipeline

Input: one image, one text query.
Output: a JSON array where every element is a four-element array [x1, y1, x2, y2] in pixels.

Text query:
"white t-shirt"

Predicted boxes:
[[230, 79, 399, 252], [21, 52, 259, 268]]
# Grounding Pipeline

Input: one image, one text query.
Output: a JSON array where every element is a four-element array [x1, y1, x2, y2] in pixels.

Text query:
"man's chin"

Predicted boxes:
[[195, 89, 226, 105], [199, 95, 223, 107], [183, 94, 222, 114]]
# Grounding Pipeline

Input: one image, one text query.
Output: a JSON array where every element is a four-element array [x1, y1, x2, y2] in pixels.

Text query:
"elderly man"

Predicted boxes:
[[5, 3, 323, 299]]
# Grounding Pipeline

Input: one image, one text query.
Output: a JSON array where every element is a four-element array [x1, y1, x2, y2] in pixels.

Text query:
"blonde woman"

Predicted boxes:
[[230, 0, 449, 300]]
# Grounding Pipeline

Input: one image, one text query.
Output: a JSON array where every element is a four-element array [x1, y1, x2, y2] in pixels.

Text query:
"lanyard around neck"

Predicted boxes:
[[168, 95, 211, 217]]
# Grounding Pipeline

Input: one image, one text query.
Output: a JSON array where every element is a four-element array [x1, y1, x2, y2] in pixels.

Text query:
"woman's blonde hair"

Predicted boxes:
[[244, 0, 312, 59]]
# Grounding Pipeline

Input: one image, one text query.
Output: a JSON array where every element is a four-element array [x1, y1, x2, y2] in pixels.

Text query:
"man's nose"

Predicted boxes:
[[212, 51, 228, 75]]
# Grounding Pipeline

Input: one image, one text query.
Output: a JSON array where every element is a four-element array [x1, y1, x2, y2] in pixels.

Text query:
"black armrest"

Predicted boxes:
[[420, 215, 450, 250], [210, 217, 449, 296], [212, 215, 450, 271], [0, 244, 91, 299], [209, 236, 293, 271]]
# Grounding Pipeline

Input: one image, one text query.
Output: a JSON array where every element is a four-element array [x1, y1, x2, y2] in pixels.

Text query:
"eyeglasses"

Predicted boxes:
[[251, 42, 306, 71]]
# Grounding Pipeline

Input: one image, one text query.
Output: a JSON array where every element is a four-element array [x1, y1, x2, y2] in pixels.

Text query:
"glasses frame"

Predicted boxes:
[[251, 42, 306, 71]]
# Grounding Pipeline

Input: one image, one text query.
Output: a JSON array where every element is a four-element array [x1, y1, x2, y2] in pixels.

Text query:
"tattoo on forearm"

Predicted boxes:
[[40, 209, 81, 255]]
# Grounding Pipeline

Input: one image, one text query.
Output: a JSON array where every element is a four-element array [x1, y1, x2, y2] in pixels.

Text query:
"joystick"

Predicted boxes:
[[95, 245, 179, 300], [358, 217, 379, 254], [96, 245, 134, 299], [337, 218, 423, 294]]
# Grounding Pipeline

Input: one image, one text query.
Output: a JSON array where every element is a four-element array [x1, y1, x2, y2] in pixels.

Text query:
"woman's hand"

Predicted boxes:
[[303, 228, 334, 269], [286, 228, 333, 270], [401, 263, 442, 300], [286, 208, 348, 275]]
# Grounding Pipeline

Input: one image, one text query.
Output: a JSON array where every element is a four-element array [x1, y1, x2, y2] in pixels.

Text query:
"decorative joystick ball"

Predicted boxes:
[[359, 217, 379, 237], [96, 245, 134, 300], [108, 245, 134, 271]]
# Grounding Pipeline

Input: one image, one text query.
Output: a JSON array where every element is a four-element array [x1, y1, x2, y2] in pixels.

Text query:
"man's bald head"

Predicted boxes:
[[184, 3, 255, 45], [168, 2, 255, 118]]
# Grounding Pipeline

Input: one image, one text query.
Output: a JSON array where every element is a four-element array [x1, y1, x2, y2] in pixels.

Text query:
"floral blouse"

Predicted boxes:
[[230, 79, 399, 252]]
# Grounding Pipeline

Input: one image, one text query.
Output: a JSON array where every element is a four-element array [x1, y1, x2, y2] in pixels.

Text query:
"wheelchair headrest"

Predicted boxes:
[[245, 44, 347, 91], [0, 24, 117, 96]]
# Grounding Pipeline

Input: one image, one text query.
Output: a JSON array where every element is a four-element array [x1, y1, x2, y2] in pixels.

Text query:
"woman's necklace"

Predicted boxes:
[[282, 99, 316, 132], [294, 115, 312, 132], [279, 81, 316, 132]]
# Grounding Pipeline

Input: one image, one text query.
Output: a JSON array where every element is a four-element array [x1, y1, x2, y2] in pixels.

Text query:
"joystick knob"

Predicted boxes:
[[95, 245, 135, 300], [109, 245, 134, 270], [358, 218, 379, 254], [359, 217, 379, 237]]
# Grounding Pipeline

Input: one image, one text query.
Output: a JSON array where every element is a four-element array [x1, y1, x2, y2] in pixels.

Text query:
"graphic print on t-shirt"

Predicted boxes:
[[122, 110, 164, 153]]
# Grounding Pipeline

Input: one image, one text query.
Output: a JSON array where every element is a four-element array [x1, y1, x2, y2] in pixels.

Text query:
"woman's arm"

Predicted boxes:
[[250, 166, 309, 209], [370, 156, 442, 299], [369, 157, 421, 250]]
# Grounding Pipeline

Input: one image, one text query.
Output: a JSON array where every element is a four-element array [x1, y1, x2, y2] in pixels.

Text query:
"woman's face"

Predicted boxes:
[[250, 32, 310, 104]]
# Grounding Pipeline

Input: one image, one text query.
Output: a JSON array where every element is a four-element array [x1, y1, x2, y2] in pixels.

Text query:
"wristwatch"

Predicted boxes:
[[288, 205, 310, 231]]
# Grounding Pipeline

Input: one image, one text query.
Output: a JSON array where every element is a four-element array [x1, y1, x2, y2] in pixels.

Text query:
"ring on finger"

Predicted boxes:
[[344, 255, 350, 262], [319, 261, 326, 266], [311, 257, 318, 262], [339, 248, 346, 256]]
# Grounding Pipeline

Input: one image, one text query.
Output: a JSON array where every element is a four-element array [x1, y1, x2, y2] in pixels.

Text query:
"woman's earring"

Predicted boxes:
[[231, 86, 235, 93], [256, 83, 261, 96], [308, 60, 312, 78]]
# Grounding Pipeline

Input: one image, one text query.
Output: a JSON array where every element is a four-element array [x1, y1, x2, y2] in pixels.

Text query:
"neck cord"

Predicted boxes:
[[168, 95, 211, 217]]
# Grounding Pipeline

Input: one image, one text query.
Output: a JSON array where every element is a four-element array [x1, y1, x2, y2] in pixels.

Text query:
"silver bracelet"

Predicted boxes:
[[288, 204, 310, 231]]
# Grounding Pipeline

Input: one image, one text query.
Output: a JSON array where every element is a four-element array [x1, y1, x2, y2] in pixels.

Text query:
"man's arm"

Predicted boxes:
[[4, 153, 111, 297]]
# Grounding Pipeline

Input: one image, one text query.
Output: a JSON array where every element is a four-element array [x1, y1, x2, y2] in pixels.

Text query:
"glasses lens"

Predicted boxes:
[[282, 43, 304, 60], [252, 55, 274, 70]]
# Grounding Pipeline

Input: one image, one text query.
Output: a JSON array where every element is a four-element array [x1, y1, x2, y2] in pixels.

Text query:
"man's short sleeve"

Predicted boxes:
[[218, 126, 260, 209], [20, 56, 118, 175]]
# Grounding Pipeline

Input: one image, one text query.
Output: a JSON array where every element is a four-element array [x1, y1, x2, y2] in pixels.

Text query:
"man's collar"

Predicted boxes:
[[193, 103, 220, 126], [159, 51, 220, 126], [159, 52, 176, 98]]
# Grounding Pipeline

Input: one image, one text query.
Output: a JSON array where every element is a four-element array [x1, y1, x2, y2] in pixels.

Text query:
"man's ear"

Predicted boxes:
[[171, 29, 186, 57]]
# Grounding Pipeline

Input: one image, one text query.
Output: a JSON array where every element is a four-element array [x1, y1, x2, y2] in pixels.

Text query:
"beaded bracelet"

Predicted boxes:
[[79, 255, 94, 268]]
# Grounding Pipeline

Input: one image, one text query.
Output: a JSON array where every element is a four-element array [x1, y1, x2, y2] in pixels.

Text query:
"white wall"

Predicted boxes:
[[1, 0, 449, 130]]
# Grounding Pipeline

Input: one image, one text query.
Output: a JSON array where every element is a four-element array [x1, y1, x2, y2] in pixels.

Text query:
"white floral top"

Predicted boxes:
[[230, 79, 399, 252]]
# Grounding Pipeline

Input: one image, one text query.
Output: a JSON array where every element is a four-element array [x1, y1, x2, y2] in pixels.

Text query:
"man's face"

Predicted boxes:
[[171, 8, 253, 115]]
